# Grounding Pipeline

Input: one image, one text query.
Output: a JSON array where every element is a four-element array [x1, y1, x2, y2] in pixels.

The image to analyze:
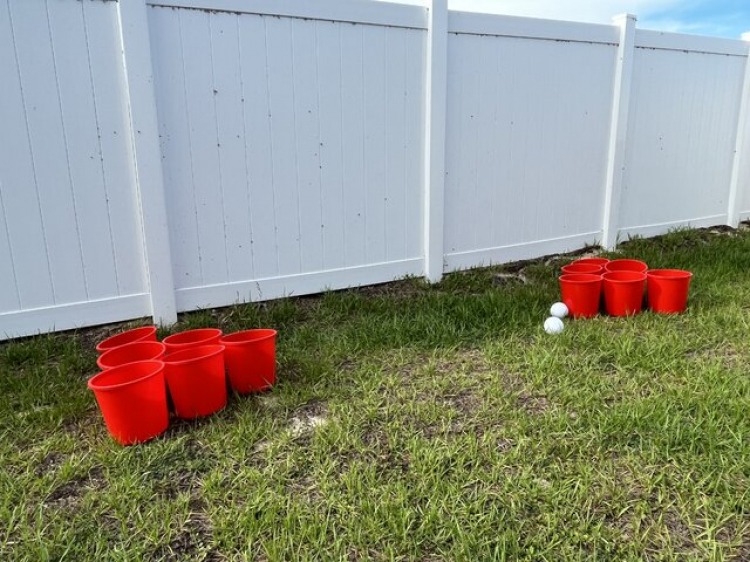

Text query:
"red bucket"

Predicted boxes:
[[87, 360, 168, 445], [96, 326, 157, 355], [561, 262, 604, 275], [97, 341, 166, 370], [163, 345, 227, 419], [647, 269, 693, 314], [559, 273, 602, 318], [602, 271, 646, 316], [163, 328, 222, 355], [572, 257, 609, 268], [604, 259, 648, 273], [220, 329, 278, 394]]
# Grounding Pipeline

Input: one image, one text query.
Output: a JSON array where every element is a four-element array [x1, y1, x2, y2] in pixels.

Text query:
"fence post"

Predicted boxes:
[[601, 13, 637, 250], [727, 35, 750, 228], [116, 0, 177, 325], [423, 0, 448, 283]]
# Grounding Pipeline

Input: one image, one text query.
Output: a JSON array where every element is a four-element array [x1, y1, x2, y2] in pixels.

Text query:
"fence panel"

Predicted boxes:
[[618, 32, 747, 238], [147, 4, 426, 311], [443, 15, 618, 270], [0, 0, 150, 338]]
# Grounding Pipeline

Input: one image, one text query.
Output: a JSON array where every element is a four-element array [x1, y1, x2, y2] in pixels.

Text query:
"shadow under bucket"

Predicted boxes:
[[87, 360, 169, 446], [220, 329, 278, 394], [559, 273, 602, 318], [163, 345, 227, 419], [603, 271, 646, 316], [96, 326, 157, 356], [97, 341, 166, 371], [647, 269, 693, 314]]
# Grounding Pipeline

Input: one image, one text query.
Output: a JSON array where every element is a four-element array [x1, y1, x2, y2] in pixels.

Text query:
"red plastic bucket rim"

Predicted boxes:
[[602, 271, 647, 283], [604, 259, 648, 272], [163, 344, 226, 365], [561, 263, 602, 273], [221, 329, 278, 345], [573, 257, 609, 265], [559, 273, 602, 284], [647, 269, 693, 279], [97, 341, 166, 369], [96, 326, 157, 353], [163, 328, 223, 346], [88, 360, 165, 392]]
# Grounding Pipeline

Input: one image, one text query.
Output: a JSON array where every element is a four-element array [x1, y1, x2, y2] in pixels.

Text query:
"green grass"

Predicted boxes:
[[3, 226, 750, 561]]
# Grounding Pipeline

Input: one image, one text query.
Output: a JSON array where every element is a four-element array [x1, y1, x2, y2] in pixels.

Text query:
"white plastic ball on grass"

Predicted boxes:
[[544, 316, 564, 335], [550, 302, 569, 319]]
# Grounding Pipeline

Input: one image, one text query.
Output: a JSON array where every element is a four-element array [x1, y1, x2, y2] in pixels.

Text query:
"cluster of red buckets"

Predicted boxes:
[[88, 327, 277, 445], [559, 257, 693, 317]]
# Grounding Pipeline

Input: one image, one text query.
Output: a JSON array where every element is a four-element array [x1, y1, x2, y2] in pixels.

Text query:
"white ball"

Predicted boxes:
[[544, 316, 564, 335], [550, 302, 569, 319]]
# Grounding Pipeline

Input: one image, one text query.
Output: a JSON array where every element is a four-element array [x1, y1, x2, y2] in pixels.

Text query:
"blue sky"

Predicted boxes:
[[639, 0, 750, 38], [386, 0, 750, 38], [455, 0, 750, 38]]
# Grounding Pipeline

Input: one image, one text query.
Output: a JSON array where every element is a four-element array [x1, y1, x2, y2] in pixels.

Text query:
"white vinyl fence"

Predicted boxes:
[[1, 0, 749, 340]]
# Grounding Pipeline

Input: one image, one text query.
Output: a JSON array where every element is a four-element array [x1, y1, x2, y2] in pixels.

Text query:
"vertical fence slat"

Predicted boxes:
[[210, 13, 254, 282], [149, 7, 202, 290], [116, 0, 177, 325], [0, 3, 54, 311], [84, 1, 149, 298], [238, 14, 277, 279], [601, 14, 636, 250], [291, 18, 325, 273], [423, 0, 447, 282], [265, 16, 303, 276], [12, 0, 88, 305], [340, 24, 367, 267], [181, 9, 228, 286], [48, 1, 119, 301], [316, 20, 346, 271]]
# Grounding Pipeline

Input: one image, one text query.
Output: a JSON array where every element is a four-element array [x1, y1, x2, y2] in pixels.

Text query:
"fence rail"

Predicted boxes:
[[1, 0, 749, 340]]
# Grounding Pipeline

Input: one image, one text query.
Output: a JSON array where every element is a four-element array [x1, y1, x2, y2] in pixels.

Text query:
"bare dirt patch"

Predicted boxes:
[[496, 437, 514, 453], [346, 547, 387, 561], [516, 392, 550, 415], [730, 531, 750, 561], [492, 272, 528, 287], [286, 473, 323, 504], [35, 452, 65, 477], [391, 349, 494, 390], [62, 409, 101, 440], [289, 399, 328, 438], [154, 439, 219, 499], [642, 509, 699, 560], [441, 389, 482, 416], [44, 466, 106, 510], [354, 278, 426, 299], [714, 519, 750, 561], [151, 499, 222, 562], [686, 344, 745, 370], [360, 424, 410, 475]]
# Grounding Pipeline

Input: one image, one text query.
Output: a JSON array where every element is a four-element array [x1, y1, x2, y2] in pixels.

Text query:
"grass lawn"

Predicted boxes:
[[3, 227, 750, 561]]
